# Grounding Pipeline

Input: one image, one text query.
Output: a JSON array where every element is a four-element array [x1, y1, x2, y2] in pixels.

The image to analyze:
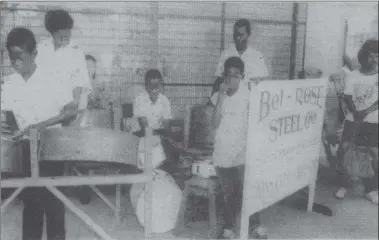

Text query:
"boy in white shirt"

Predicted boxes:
[[211, 19, 269, 98], [2, 28, 80, 240], [133, 69, 173, 169], [36, 9, 91, 111], [211, 57, 267, 239], [335, 40, 378, 204]]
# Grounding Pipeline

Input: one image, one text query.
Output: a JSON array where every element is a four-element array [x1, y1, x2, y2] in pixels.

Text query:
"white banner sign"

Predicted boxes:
[[240, 78, 328, 239]]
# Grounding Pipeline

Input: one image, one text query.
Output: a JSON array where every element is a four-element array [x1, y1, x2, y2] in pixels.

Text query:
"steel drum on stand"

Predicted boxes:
[[1, 133, 23, 177], [39, 127, 139, 168]]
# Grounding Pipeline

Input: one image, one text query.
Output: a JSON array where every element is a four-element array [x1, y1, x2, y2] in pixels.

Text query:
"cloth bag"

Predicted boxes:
[[129, 169, 182, 233]]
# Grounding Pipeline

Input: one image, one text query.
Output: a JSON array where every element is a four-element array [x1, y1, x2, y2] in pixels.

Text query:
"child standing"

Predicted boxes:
[[335, 40, 378, 204], [2, 27, 81, 240], [211, 56, 267, 239]]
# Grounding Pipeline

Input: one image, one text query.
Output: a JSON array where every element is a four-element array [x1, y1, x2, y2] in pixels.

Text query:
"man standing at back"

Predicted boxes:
[[211, 18, 269, 96], [36, 9, 91, 111]]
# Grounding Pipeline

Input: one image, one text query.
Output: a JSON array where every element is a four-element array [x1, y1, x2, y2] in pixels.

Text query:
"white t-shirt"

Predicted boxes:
[[344, 71, 378, 123], [1, 66, 70, 131], [211, 82, 250, 168], [133, 91, 173, 169], [36, 39, 92, 106], [215, 45, 269, 82]]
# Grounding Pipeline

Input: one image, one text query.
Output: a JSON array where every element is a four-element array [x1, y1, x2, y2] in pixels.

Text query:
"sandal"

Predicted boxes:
[[365, 191, 378, 205], [335, 187, 347, 199], [250, 226, 268, 239], [218, 229, 236, 239]]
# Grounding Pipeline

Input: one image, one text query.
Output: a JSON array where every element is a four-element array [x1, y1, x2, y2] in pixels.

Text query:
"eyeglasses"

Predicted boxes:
[[224, 75, 242, 80]]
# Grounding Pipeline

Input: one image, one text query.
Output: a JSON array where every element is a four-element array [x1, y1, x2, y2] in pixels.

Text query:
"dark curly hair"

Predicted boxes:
[[357, 39, 378, 69], [45, 9, 74, 34], [6, 27, 36, 53], [234, 19, 251, 35], [145, 69, 163, 86], [224, 56, 245, 75]]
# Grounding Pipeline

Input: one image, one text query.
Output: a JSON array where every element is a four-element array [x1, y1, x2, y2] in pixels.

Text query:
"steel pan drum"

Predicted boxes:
[[1, 134, 23, 175], [75, 109, 113, 129], [39, 128, 139, 167]]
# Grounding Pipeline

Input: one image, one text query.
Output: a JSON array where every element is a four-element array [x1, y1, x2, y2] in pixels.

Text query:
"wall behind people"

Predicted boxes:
[[0, 2, 307, 120]]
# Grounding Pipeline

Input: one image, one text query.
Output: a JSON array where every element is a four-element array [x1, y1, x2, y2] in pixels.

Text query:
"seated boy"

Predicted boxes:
[[211, 56, 267, 239], [2, 27, 82, 240], [133, 69, 173, 169]]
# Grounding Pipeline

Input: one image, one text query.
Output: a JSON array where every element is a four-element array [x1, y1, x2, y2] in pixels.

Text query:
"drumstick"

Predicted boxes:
[[12, 109, 85, 140]]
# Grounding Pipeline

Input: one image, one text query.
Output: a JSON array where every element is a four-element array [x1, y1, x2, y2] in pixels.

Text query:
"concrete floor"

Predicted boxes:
[[1, 168, 378, 240]]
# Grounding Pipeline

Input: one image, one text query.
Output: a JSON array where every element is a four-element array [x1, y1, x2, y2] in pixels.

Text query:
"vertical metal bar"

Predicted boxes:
[[289, 2, 299, 79], [301, 3, 309, 75], [144, 127, 153, 239], [150, 1, 159, 69], [220, 2, 226, 53], [30, 129, 39, 179], [343, 19, 348, 56]]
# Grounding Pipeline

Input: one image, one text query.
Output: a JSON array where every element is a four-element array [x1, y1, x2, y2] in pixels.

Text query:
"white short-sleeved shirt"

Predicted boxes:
[[1, 66, 70, 131], [211, 82, 250, 168], [133, 91, 173, 169], [344, 71, 378, 123], [36, 39, 92, 104], [215, 45, 269, 82]]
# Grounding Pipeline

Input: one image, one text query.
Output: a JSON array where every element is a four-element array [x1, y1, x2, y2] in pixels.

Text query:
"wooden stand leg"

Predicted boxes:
[[173, 184, 190, 236], [46, 185, 114, 240], [208, 186, 218, 239], [115, 170, 121, 223], [239, 213, 249, 240], [1, 187, 24, 213], [307, 182, 316, 212], [73, 168, 117, 212], [115, 184, 121, 222]]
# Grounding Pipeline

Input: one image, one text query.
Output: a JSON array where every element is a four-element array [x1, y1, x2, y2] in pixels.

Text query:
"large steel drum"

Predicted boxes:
[[72, 109, 113, 129], [1, 134, 23, 176], [39, 127, 139, 167]]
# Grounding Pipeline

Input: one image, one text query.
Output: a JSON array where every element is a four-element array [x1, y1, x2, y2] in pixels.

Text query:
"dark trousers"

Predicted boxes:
[[20, 140, 66, 240], [215, 165, 260, 231], [336, 121, 378, 193]]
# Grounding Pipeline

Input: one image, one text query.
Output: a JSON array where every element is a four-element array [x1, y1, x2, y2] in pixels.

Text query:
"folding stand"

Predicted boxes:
[[1, 129, 154, 240]]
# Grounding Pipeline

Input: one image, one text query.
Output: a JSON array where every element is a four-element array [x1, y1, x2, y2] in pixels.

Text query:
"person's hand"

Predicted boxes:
[[354, 110, 367, 122], [159, 117, 170, 129], [13, 124, 38, 140], [250, 77, 262, 86], [139, 117, 149, 129], [219, 82, 229, 97]]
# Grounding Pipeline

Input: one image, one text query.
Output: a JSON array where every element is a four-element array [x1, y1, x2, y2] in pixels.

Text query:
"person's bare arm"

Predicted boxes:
[[356, 100, 379, 121], [14, 102, 83, 138], [211, 77, 224, 96], [211, 83, 228, 129], [344, 95, 357, 115]]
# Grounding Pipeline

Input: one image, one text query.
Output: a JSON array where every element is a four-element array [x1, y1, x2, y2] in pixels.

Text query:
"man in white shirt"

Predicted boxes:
[[2, 27, 81, 240], [211, 56, 267, 239], [133, 69, 173, 169], [335, 39, 378, 204], [211, 19, 269, 97], [36, 9, 91, 111]]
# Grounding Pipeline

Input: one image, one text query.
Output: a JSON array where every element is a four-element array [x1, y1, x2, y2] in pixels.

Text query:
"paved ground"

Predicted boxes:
[[1, 167, 378, 240]]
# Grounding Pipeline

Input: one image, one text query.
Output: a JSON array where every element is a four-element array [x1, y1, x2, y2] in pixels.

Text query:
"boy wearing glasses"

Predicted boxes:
[[211, 57, 267, 239], [133, 69, 173, 169]]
